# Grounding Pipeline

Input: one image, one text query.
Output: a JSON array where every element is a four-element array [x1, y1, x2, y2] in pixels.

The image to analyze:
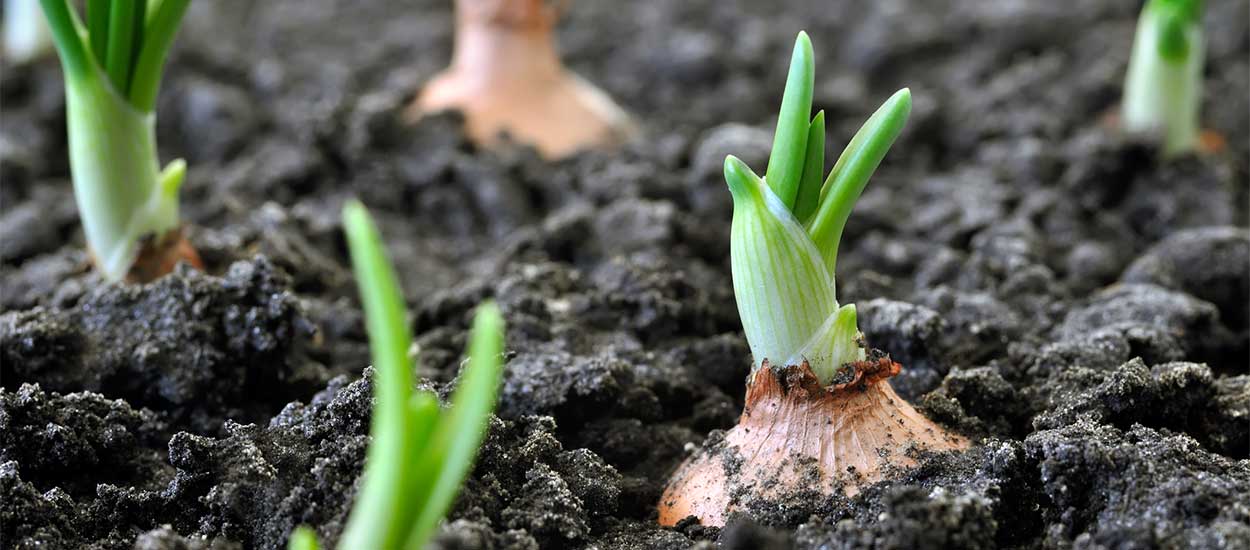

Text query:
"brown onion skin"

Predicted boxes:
[[409, 0, 633, 159], [658, 357, 969, 527], [120, 227, 203, 284]]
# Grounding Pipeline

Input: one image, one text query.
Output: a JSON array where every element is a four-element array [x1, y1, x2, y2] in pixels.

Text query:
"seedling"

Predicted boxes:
[[408, 0, 634, 159], [5, 0, 54, 63], [38, 0, 200, 282], [290, 201, 505, 550], [1122, 0, 1203, 156], [657, 33, 967, 527]]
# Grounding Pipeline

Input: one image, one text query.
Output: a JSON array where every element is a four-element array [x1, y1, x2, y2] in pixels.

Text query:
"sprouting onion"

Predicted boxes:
[[38, 0, 191, 281], [729, 32, 911, 385], [290, 201, 505, 550], [658, 33, 965, 528], [1122, 0, 1203, 156]]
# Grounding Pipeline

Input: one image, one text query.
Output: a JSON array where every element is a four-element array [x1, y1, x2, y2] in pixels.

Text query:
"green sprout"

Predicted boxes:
[[38, 0, 190, 281], [727, 32, 911, 385], [1122, 0, 1204, 156], [290, 201, 505, 550]]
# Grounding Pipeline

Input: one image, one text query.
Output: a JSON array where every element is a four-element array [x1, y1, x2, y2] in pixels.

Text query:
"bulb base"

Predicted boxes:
[[657, 355, 968, 527]]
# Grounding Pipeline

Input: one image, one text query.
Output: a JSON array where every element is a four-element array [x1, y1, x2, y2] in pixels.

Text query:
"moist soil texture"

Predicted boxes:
[[2, 0, 1248, 549]]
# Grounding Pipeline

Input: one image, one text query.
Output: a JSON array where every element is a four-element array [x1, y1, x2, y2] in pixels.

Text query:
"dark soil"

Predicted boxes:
[[2, 0, 1248, 548]]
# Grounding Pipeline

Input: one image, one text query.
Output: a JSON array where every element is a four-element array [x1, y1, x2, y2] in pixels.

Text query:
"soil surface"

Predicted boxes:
[[2, 0, 1248, 549]]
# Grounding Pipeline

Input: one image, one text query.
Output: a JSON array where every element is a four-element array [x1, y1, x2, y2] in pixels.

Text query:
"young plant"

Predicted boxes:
[[1122, 0, 1203, 156], [290, 201, 506, 550], [5, 0, 54, 63], [38, 0, 200, 282], [408, 0, 634, 159], [657, 33, 967, 527]]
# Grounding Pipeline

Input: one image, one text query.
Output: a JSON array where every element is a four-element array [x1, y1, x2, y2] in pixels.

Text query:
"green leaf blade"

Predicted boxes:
[[87, 0, 109, 65], [104, 0, 138, 93], [406, 303, 505, 550], [127, 0, 188, 111], [806, 88, 912, 273], [396, 390, 441, 532], [792, 111, 826, 225], [39, 0, 92, 78], [1156, 10, 1190, 61], [404, 391, 441, 466], [764, 31, 814, 211], [132, 0, 147, 73], [725, 154, 760, 204], [338, 200, 417, 550]]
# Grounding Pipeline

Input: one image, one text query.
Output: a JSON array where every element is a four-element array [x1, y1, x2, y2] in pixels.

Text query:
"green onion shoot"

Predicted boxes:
[[731, 31, 910, 386], [657, 32, 967, 527], [38, 0, 200, 282], [1122, 0, 1204, 156], [290, 201, 505, 550]]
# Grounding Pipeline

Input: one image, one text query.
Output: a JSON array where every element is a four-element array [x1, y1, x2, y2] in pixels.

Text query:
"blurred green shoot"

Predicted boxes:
[[289, 201, 505, 550], [1122, 0, 1204, 156]]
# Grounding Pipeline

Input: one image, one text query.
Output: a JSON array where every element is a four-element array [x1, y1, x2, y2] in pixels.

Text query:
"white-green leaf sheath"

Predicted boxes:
[[1122, 2, 1203, 155], [727, 156, 862, 383], [66, 65, 182, 281]]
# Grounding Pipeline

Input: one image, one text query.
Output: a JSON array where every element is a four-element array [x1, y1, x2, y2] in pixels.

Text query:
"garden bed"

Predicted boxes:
[[2, 0, 1248, 548]]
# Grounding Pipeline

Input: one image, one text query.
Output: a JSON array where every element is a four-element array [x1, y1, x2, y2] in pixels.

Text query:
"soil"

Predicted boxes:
[[1, 0, 1248, 549]]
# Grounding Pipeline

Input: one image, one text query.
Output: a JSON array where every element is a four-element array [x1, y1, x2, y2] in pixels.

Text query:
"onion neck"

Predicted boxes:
[[450, 0, 564, 90]]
